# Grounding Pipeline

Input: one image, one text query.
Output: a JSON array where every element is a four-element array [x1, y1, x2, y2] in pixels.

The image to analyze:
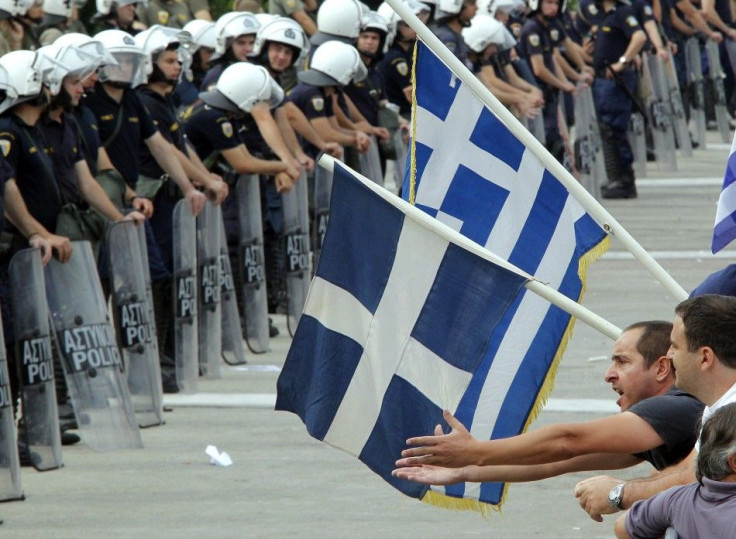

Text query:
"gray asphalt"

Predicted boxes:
[[2, 131, 735, 538]]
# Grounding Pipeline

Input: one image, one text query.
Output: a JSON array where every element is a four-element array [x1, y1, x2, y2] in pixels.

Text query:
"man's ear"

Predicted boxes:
[[728, 452, 736, 474], [700, 346, 717, 372], [654, 355, 672, 382]]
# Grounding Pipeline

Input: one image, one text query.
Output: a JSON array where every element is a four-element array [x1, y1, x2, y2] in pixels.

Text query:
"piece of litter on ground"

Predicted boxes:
[[229, 364, 282, 372], [587, 355, 608, 362], [205, 445, 233, 467]]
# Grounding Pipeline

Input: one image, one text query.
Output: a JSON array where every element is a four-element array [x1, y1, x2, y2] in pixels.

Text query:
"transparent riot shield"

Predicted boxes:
[[684, 38, 707, 149], [392, 131, 407, 193], [705, 39, 731, 143], [9, 248, 62, 471], [664, 51, 692, 157], [218, 213, 247, 366], [173, 199, 198, 393], [644, 54, 677, 171], [283, 171, 311, 337], [628, 112, 648, 178], [196, 202, 222, 379], [573, 87, 596, 198], [45, 241, 142, 451], [236, 174, 269, 354], [581, 87, 609, 188], [107, 221, 163, 428], [0, 310, 23, 501], [522, 112, 546, 147], [358, 135, 384, 186]]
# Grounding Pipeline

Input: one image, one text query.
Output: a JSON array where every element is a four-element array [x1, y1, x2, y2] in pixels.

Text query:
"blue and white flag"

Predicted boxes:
[[402, 42, 609, 511], [712, 132, 736, 253], [276, 161, 528, 501]]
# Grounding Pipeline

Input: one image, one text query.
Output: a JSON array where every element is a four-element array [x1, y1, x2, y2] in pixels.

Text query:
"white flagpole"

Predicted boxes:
[[319, 155, 623, 340], [385, 0, 688, 302]]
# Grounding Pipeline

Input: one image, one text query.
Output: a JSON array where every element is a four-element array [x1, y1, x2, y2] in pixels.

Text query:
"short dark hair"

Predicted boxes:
[[624, 321, 673, 368], [696, 402, 736, 482], [675, 295, 736, 369]]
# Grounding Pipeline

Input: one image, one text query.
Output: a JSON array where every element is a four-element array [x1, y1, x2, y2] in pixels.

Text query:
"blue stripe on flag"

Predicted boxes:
[[412, 243, 522, 372], [315, 168, 404, 314], [712, 147, 736, 253], [468, 107, 524, 170], [275, 315, 364, 440], [415, 46, 461, 120]]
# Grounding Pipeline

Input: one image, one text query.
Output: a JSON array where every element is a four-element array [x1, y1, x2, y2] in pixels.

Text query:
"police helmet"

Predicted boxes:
[[41, 0, 73, 27], [251, 16, 309, 66], [94, 29, 148, 88], [298, 40, 367, 87], [134, 25, 193, 83], [199, 62, 283, 113], [0, 50, 73, 113], [0, 0, 34, 19], [315, 0, 364, 41], [213, 11, 261, 57], [462, 13, 516, 52], [53, 32, 119, 67], [182, 19, 216, 53]]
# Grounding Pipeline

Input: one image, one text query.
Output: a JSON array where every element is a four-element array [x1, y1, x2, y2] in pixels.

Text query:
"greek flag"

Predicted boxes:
[[276, 161, 528, 501], [402, 42, 609, 510], [712, 131, 736, 253]]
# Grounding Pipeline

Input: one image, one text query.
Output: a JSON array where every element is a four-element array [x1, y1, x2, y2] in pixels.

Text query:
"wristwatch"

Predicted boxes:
[[608, 482, 626, 510], [618, 55, 628, 65]]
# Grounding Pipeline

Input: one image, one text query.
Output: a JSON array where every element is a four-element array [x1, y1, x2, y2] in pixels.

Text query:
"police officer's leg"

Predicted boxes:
[[260, 176, 284, 337], [543, 91, 565, 164]]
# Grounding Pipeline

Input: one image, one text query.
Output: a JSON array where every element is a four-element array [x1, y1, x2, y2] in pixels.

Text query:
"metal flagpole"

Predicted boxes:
[[319, 154, 623, 340], [385, 0, 688, 301]]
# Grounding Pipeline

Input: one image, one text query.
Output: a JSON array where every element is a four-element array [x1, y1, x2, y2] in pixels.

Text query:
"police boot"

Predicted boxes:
[[598, 125, 626, 198], [601, 169, 637, 200], [152, 279, 178, 393]]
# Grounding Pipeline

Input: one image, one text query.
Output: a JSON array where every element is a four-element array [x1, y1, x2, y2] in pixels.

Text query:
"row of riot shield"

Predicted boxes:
[[684, 38, 707, 149], [0, 309, 24, 501], [573, 85, 607, 200], [358, 135, 384, 186], [705, 39, 731, 144], [640, 53, 677, 172]]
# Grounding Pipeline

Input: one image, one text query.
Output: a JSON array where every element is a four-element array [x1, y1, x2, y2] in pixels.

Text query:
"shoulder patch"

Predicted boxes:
[[221, 121, 234, 138], [0, 139, 10, 157], [528, 33, 540, 47], [286, 0, 296, 6], [588, 3, 598, 14], [550, 28, 559, 41], [158, 10, 170, 24], [644, 5, 652, 15], [396, 61, 409, 76], [626, 15, 638, 27], [311, 96, 324, 112]]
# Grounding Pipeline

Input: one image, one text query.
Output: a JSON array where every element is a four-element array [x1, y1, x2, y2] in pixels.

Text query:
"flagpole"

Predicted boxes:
[[384, 0, 688, 302], [319, 155, 623, 340]]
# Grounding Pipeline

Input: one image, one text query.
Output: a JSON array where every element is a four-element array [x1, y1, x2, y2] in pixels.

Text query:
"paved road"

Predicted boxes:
[[2, 132, 735, 538]]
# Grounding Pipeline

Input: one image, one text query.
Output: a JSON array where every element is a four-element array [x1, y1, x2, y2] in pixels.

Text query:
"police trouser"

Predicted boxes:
[[593, 72, 637, 175], [542, 88, 564, 162], [260, 176, 286, 314]]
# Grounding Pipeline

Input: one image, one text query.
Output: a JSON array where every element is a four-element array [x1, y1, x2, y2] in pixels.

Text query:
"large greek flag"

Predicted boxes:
[[712, 131, 736, 253], [276, 161, 528, 501], [402, 42, 609, 511]]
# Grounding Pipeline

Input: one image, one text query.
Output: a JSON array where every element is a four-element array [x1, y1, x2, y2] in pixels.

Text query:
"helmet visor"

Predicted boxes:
[[98, 51, 147, 87]]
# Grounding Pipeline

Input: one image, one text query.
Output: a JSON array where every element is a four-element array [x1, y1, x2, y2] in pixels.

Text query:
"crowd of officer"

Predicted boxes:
[[0, 0, 731, 475]]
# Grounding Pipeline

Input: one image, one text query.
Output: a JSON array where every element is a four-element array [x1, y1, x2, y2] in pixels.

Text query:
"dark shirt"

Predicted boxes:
[[286, 82, 332, 158], [433, 23, 471, 69], [200, 63, 225, 92], [629, 387, 704, 471], [183, 103, 242, 162], [593, 3, 642, 70], [83, 83, 159, 187], [69, 105, 103, 176], [137, 87, 187, 179], [690, 264, 736, 297], [343, 63, 385, 126], [0, 114, 63, 233], [377, 45, 413, 117], [575, 0, 605, 38], [39, 113, 86, 207], [518, 17, 558, 90]]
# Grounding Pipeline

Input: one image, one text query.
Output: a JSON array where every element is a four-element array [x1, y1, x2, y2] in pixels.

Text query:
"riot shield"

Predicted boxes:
[[283, 170, 311, 337], [705, 39, 731, 143], [582, 86, 609, 189], [664, 51, 692, 157], [196, 202, 222, 379], [358, 135, 384, 186], [522, 112, 546, 147], [628, 112, 648, 178], [643, 54, 677, 171], [684, 38, 707, 149], [44, 241, 142, 451], [107, 221, 163, 428], [392, 130, 407, 193], [0, 310, 23, 501], [218, 213, 247, 366], [172, 199, 198, 393], [236, 174, 269, 354], [573, 86, 598, 198], [9, 248, 62, 471]]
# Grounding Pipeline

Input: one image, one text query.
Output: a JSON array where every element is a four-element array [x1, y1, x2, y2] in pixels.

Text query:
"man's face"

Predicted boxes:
[[604, 328, 661, 411], [231, 34, 255, 61], [116, 3, 136, 25], [541, 0, 560, 18], [267, 42, 294, 72], [668, 316, 699, 396], [63, 75, 85, 107], [357, 30, 381, 56], [460, 0, 478, 23], [156, 50, 181, 82]]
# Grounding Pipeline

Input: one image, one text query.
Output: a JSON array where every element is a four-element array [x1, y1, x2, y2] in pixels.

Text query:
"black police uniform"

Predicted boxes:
[[285, 82, 333, 158], [592, 1, 642, 197], [519, 16, 565, 159], [377, 44, 413, 119], [433, 23, 472, 70], [68, 105, 104, 175]]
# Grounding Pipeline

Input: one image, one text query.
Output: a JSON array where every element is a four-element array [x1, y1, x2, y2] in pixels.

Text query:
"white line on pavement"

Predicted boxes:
[[636, 177, 721, 187], [602, 250, 736, 260]]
